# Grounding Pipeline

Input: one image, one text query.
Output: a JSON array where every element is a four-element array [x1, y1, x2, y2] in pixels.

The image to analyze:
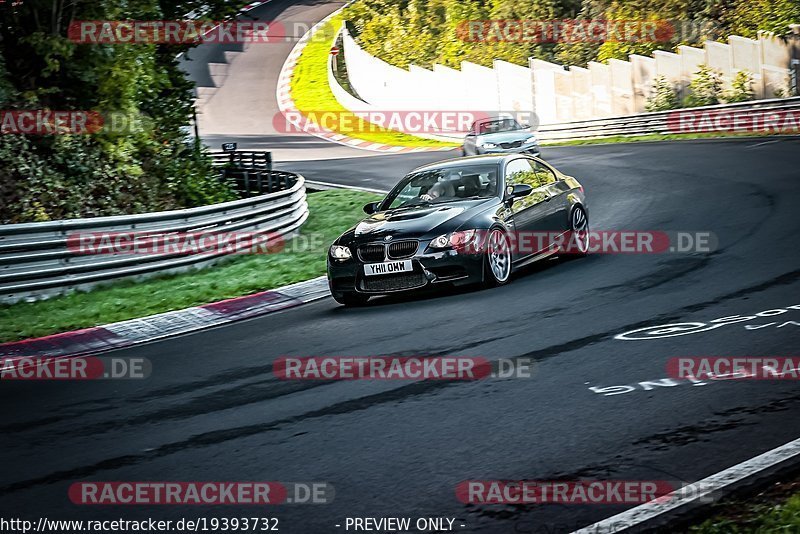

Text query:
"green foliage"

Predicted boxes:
[[691, 492, 800, 533], [0, 0, 239, 224], [645, 76, 680, 111], [290, 15, 455, 147], [719, 0, 800, 39], [723, 70, 754, 103], [344, 0, 567, 70], [683, 65, 722, 108], [344, 0, 800, 70]]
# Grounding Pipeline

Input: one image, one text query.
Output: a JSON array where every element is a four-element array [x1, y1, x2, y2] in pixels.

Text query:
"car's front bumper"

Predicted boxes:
[[477, 142, 540, 156], [327, 247, 484, 296]]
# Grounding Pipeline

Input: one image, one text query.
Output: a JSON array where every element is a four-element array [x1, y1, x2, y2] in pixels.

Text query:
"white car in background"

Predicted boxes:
[[462, 117, 540, 157]]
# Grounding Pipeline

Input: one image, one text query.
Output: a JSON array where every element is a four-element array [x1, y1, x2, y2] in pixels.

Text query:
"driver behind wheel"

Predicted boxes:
[[420, 172, 457, 201]]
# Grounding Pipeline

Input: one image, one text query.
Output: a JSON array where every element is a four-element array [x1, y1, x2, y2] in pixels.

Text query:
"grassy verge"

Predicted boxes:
[[289, 15, 458, 148], [692, 488, 800, 533], [541, 130, 795, 147], [0, 190, 381, 343]]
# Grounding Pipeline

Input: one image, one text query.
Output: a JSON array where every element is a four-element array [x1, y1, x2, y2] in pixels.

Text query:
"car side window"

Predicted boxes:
[[531, 160, 557, 186], [505, 159, 537, 187]]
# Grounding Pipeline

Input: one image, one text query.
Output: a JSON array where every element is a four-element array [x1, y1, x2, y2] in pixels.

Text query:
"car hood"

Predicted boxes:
[[340, 199, 494, 242], [477, 129, 533, 143]]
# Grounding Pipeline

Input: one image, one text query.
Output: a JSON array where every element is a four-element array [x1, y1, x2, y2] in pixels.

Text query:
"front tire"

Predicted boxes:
[[332, 291, 370, 306], [483, 228, 512, 287]]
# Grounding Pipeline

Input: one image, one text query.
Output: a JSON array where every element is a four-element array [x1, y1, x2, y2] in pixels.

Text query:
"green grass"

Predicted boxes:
[[692, 492, 800, 533], [541, 130, 795, 147], [0, 190, 381, 343], [289, 16, 458, 148]]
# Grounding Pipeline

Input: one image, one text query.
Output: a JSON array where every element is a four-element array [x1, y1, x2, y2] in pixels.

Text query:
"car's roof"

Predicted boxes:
[[473, 114, 516, 125], [408, 154, 510, 174], [475, 113, 515, 123]]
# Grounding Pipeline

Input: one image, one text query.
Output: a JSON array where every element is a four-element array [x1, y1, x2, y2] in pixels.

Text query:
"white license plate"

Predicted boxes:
[[364, 260, 413, 276]]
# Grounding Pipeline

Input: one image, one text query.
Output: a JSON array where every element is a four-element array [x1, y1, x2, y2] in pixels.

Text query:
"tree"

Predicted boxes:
[[0, 0, 239, 223]]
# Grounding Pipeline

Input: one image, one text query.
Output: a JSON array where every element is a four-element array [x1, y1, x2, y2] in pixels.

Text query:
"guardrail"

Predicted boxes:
[[209, 150, 273, 170], [0, 170, 308, 304], [535, 97, 800, 142], [208, 150, 283, 197]]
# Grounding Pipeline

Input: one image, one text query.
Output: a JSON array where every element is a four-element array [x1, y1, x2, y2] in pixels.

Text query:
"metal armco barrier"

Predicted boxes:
[[209, 150, 282, 197], [0, 171, 308, 304], [535, 97, 800, 142], [209, 150, 272, 170]]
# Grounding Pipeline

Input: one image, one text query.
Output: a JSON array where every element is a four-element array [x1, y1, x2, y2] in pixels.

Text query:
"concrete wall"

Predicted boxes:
[[340, 24, 794, 126], [630, 55, 656, 111]]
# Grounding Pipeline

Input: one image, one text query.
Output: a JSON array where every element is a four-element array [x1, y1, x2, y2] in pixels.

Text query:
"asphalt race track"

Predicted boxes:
[[180, 0, 372, 161], [3, 0, 799, 532], [2, 137, 799, 533]]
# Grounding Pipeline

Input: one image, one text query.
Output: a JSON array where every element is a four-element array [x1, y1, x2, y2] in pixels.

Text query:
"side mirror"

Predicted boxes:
[[363, 201, 380, 214], [506, 184, 533, 202], [521, 123, 530, 129], [508, 184, 533, 198]]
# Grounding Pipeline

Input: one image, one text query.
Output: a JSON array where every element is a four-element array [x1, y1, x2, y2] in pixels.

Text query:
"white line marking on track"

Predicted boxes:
[[572, 435, 800, 533], [746, 139, 780, 148]]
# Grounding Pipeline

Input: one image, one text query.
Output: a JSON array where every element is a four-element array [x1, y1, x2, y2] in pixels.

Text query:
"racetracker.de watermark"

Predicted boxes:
[[68, 20, 278, 44], [69, 482, 334, 505], [68, 19, 342, 44], [66, 231, 289, 256], [0, 357, 150, 380], [1, 110, 155, 135], [455, 480, 678, 504], [453, 230, 716, 255], [456, 19, 676, 43], [274, 110, 538, 135], [1, 111, 102, 134], [274, 356, 534, 380], [667, 357, 800, 380], [667, 109, 800, 134]]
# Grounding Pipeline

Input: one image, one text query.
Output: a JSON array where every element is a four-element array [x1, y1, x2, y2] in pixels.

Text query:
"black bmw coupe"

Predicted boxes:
[[326, 154, 589, 305]]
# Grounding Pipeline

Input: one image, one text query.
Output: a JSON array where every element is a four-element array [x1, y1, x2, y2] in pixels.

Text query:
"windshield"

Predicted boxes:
[[382, 163, 500, 209], [476, 118, 522, 135]]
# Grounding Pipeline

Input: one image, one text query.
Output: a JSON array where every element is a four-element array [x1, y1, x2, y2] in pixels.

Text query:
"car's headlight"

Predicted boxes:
[[450, 229, 478, 248], [429, 230, 480, 251], [481, 142, 497, 149], [524, 136, 538, 144], [329, 245, 352, 260], [429, 234, 450, 249]]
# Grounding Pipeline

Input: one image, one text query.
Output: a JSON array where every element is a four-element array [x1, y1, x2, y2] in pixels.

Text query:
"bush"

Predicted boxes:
[[646, 76, 680, 111], [683, 65, 722, 108], [723, 70, 755, 103]]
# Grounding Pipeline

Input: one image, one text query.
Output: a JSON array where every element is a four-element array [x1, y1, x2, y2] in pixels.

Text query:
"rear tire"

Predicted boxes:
[[569, 205, 589, 257], [332, 291, 370, 306]]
